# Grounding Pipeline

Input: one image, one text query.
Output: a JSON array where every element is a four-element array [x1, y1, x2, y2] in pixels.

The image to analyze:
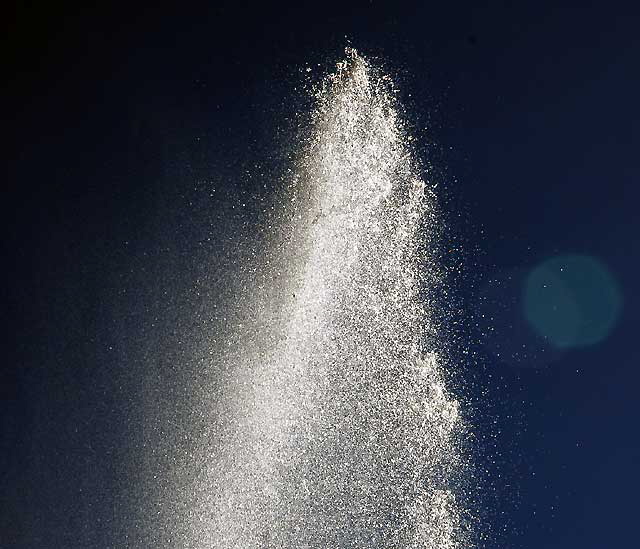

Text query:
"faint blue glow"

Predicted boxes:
[[524, 254, 622, 348]]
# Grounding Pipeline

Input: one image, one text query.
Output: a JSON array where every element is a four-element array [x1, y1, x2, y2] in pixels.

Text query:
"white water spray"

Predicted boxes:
[[173, 49, 468, 548]]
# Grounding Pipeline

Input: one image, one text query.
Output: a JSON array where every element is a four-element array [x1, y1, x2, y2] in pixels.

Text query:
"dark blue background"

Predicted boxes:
[[3, 1, 639, 546]]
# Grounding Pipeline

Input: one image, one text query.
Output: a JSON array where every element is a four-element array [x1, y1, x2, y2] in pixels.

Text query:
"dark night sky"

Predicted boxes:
[[3, 1, 639, 547]]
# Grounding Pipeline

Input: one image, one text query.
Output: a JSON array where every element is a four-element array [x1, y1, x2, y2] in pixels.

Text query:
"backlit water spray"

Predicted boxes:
[[167, 49, 469, 547]]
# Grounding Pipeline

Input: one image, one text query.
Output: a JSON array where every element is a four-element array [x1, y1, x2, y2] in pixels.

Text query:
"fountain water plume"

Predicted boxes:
[[180, 48, 469, 548]]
